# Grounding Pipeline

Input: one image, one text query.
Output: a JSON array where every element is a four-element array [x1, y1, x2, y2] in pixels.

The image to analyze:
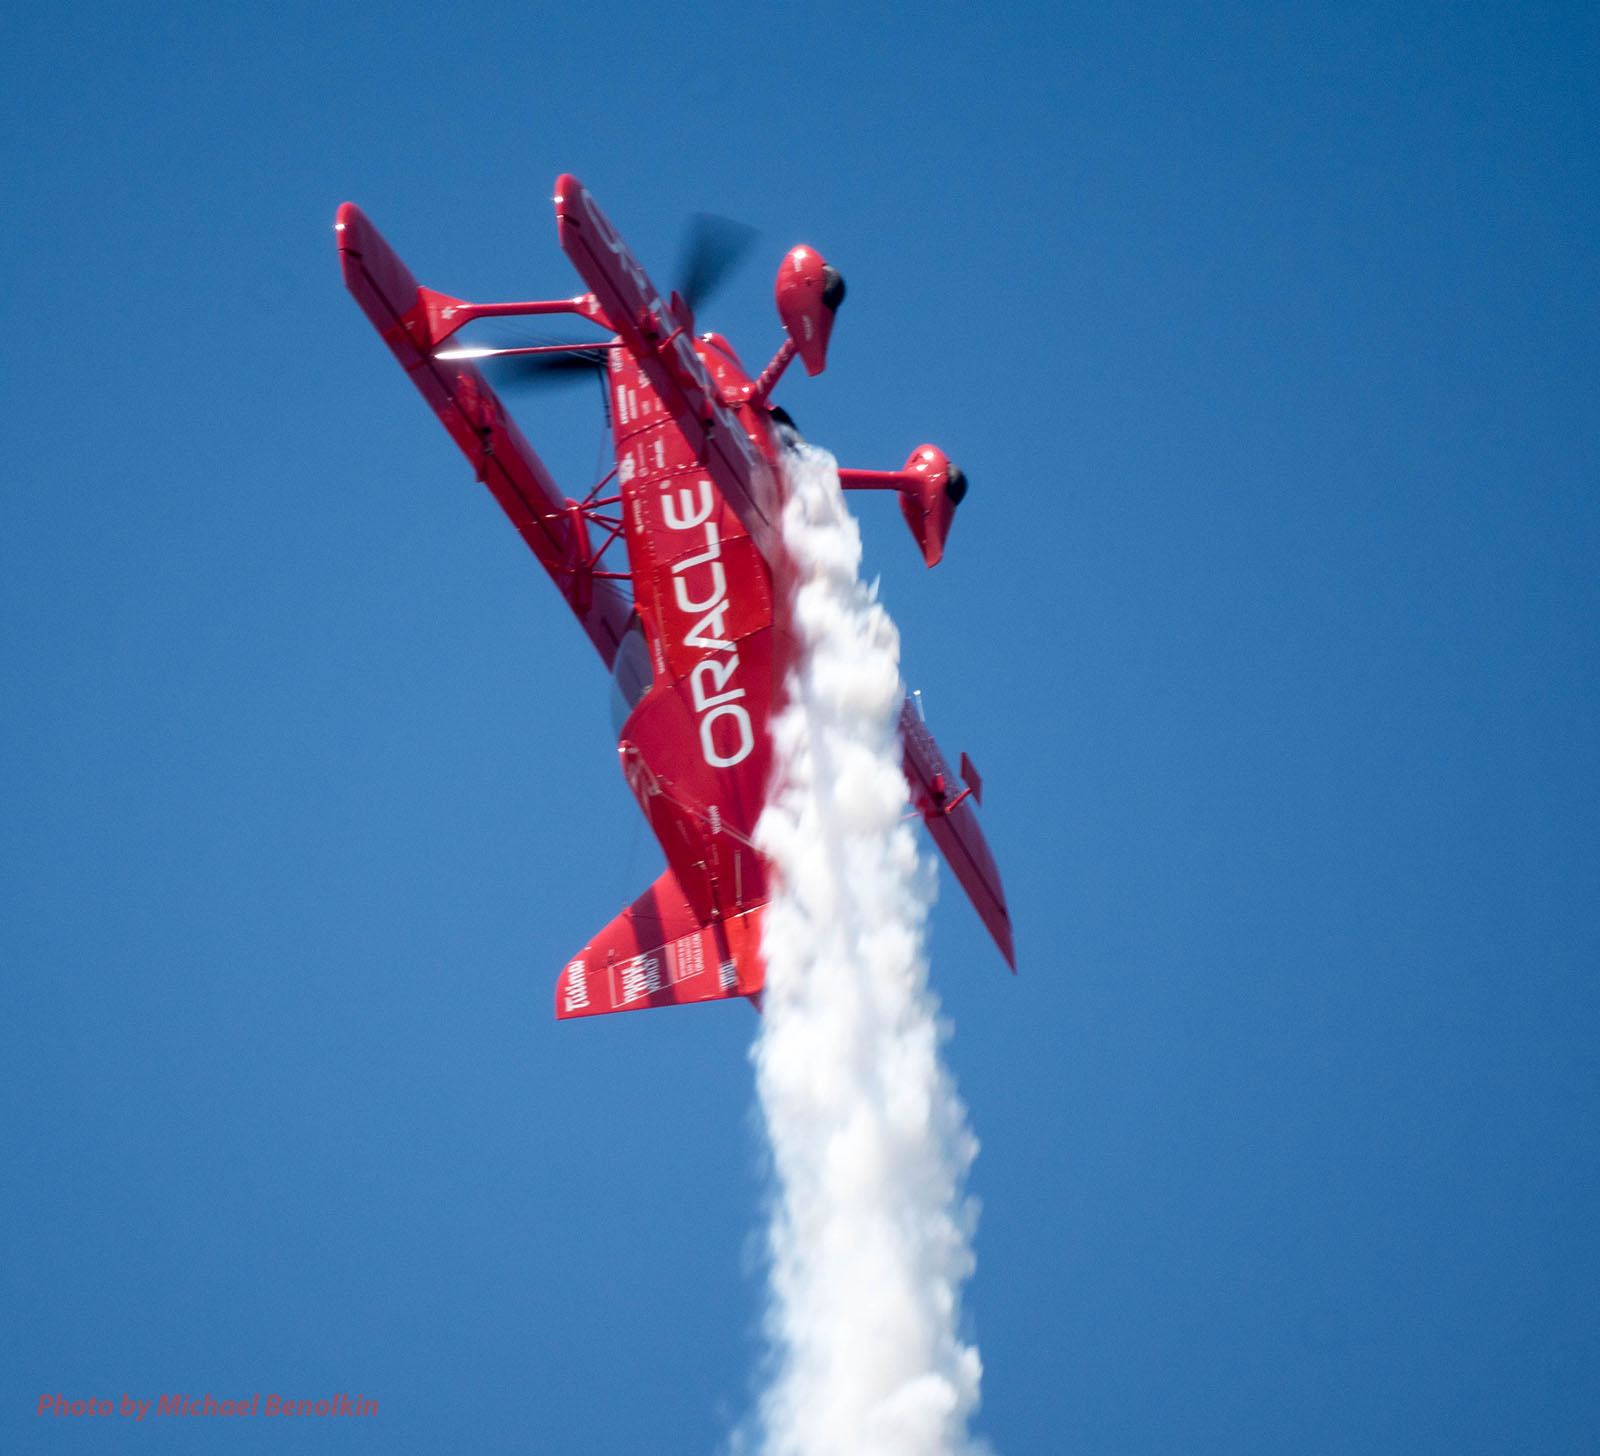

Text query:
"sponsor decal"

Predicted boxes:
[[669, 932, 705, 985], [616, 954, 664, 1005], [659, 477, 753, 768], [563, 959, 590, 1013]]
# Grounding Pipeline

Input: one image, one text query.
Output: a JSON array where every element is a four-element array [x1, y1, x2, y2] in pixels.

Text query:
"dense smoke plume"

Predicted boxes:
[[749, 445, 986, 1456]]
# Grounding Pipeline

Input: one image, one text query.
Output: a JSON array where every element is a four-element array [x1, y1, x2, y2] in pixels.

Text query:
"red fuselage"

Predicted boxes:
[[603, 335, 791, 931]]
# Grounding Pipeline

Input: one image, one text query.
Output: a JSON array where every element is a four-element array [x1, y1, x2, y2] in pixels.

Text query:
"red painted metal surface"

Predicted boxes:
[[837, 445, 962, 567], [902, 704, 1015, 970], [337, 179, 1016, 1017], [604, 334, 784, 938], [557, 870, 765, 1019], [774, 245, 842, 376]]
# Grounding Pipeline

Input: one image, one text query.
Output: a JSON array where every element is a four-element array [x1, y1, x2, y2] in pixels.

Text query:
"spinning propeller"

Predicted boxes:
[[675, 212, 759, 317]]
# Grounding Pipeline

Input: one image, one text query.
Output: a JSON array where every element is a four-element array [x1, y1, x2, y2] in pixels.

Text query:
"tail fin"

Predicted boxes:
[[556, 869, 766, 1019]]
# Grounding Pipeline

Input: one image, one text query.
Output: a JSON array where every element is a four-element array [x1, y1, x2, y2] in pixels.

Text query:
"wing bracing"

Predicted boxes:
[[336, 203, 633, 666]]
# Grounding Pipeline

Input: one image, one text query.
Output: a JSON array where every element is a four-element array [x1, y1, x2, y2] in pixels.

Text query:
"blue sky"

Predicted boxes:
[[3, 2, 1597, 1452]]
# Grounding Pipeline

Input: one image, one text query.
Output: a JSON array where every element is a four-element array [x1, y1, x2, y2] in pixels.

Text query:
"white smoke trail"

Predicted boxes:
[[750, 444, 986, 1456]]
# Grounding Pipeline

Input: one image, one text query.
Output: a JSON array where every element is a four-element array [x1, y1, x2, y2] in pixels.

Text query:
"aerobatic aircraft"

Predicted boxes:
[[337, 176, 1013, 1019]]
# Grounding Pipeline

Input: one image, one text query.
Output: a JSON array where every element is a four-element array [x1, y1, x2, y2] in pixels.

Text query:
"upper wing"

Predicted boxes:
[[336, 203, 633, 666], [552, 177, 785, 566], [900, 698, 1017, 970]]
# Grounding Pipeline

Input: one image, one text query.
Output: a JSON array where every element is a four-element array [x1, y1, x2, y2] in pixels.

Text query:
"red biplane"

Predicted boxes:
[[337, 176, 1013, 1018]]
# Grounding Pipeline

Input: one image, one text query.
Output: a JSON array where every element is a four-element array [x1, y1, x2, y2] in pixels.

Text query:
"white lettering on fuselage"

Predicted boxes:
[[659, 476, 752, 770]]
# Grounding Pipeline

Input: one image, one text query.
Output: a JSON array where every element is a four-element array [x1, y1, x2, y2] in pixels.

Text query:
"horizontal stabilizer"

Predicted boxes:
[[557, 869, 766, 1019], [900, 698, 1016, 970]]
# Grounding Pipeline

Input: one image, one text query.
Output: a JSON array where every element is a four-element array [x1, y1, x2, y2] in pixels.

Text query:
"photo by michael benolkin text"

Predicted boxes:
[[39, 1392, 378, 1420]]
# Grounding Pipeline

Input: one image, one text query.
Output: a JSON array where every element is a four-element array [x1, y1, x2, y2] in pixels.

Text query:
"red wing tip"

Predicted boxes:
[[333, 202, 370, 255], [552, 173, 582, 212], [991, 916, 1017, 973]]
